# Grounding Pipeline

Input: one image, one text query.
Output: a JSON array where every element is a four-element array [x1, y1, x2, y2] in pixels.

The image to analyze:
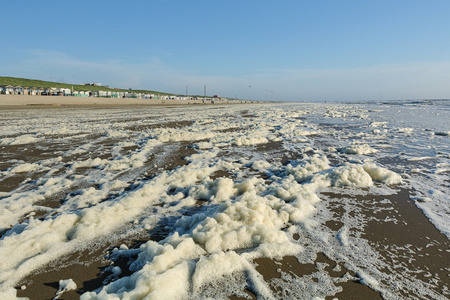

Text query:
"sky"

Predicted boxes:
[[1, 0, 450, 101]]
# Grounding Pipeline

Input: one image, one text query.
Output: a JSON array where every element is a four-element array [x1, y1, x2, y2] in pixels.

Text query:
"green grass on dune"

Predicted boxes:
[[0, 76, 173, 95]]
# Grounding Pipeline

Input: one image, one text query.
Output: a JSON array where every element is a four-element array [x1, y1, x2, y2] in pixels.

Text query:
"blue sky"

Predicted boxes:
[[1, 0, 450, 101]]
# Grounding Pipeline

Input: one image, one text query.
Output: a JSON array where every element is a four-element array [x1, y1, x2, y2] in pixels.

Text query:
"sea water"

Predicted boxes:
[[0, 101, 448, 299]]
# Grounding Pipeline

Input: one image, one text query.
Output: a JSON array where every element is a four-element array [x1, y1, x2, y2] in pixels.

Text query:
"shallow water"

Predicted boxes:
[[0, 101, 448, 299]]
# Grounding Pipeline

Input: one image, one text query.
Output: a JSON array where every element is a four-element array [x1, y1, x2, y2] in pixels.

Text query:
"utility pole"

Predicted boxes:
[[186, 85, 188, 97], [204, 85, 206, 98]]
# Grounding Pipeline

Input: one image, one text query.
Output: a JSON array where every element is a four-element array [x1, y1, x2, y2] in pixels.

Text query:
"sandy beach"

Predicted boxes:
[[3, 0, 450, 298], [0, 100, 448, 299], [0, 94, 245, 107]]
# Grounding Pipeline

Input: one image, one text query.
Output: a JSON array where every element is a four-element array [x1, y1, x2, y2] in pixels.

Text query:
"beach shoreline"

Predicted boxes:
[[0, 94, 253, 107]]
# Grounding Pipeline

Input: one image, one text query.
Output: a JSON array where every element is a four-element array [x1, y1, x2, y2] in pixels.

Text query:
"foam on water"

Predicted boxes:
[[0, 101, 448, 299]]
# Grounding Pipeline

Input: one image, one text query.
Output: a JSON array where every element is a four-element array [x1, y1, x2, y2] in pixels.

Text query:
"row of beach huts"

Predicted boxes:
[[0, 85, 225, 101]]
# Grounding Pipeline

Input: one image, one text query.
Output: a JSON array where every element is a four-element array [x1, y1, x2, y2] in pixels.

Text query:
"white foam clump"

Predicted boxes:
[[397, 127, 414, 134], [252, 160, 271, 170], [0, 134, 40, 145], [54, 279, 77, 299], [357, 270, 379, 287], [294, 129, 319, 136], [179, 189, 293, 253], [324, 164, 374, 187], [155, 128, 216, 143], [435, 167, 450, 174], [410, 195, 432, 203], [369, 122, 387, 128], [195, 141, 214, 149], [192, 251, 252, 288], [336, 226, 350, 247], [285, 155, 331, 183], [361, 163, 403, 185], [285, 155, 401, 187], [407, 156, 435, 161], [231, 136, 268, 146], [81, 237, 201, 300], [313, 162, 402, 188], [188, 177, 236, 204], [340, 143, 378, 155], [9, 163, 42, 174]]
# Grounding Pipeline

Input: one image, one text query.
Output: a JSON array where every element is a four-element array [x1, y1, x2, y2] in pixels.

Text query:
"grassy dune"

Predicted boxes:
[[0, 76, 172, 95]]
